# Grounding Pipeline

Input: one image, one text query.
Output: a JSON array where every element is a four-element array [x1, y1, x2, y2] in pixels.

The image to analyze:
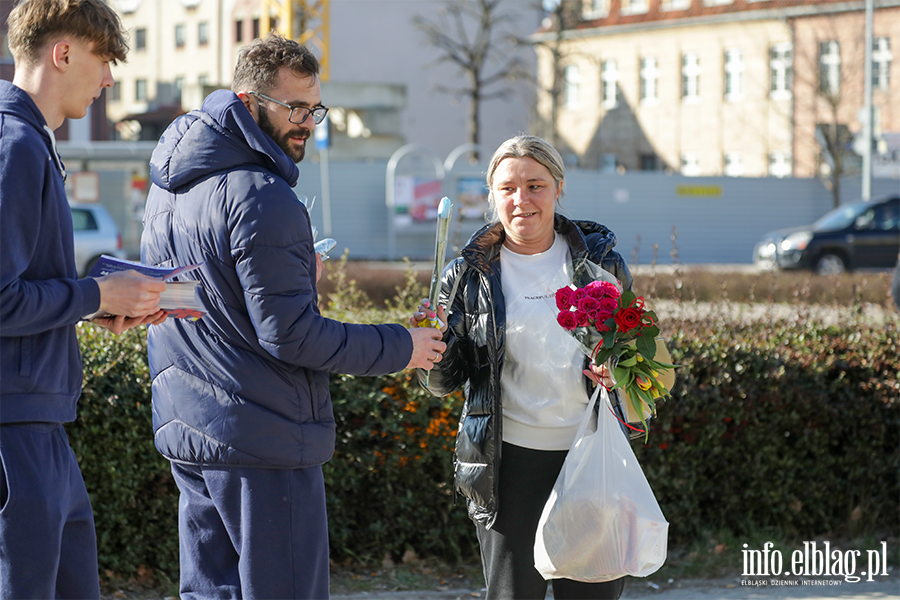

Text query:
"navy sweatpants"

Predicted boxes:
[[171, 462, 330, 599], [0, 423, 101, 599]]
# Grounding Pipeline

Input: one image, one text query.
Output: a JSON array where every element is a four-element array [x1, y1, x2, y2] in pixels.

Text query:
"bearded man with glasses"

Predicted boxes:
[[141, 34, 446, 599]]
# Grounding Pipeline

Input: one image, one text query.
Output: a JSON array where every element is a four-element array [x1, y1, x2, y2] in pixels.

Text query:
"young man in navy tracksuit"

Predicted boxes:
[[141, 34, 446, 598], [0, 1, 168, 597]]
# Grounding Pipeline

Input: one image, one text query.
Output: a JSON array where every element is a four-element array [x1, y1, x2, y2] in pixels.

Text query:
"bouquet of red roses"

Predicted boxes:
[[553, 262, 676, 435]]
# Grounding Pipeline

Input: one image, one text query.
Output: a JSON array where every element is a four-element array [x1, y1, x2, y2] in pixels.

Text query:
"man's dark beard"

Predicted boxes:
[[258, 107, 308, 163]]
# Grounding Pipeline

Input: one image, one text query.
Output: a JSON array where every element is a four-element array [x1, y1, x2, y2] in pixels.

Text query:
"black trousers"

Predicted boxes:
[[475, 442, 625, 600]]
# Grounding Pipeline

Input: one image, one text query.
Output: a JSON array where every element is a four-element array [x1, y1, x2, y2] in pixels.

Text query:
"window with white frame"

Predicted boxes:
[[681, 152, 700, 176], [682, 53, 700, 100], [873, 37, 892, 91], [660, 0, 691, 10], [135, 27, 147, 51], [564, 64, 581, 109], [174, 76, 185, 100], [198, 73, 210, 87], [175, 23, 186, 49], [640, 56, 659, 103], [724, 153, 743, 177], [135, 78, 147, 102], [724, 48, 744, 101], [601, 59, 618, 109], [819, 40, 841, 96], [768, 152, 792, 178], [583, 0, 608, 19], [620, 0, 648, 15], [769, 43, 793, 98], [198, 21, 209, 46]]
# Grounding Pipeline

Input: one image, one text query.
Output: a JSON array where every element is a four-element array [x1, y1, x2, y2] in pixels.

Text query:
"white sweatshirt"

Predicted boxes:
[[499, 234, 588, 451]]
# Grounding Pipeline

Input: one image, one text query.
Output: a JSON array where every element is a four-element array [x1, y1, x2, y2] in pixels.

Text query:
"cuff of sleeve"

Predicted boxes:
[[78, 277, 102, 319]]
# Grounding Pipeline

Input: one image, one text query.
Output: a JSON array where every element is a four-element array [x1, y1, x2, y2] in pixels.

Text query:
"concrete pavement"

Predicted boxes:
[[331, 576, 899, 600]]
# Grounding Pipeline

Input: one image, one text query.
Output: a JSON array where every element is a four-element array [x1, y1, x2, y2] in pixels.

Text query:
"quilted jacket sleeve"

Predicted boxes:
[[229, 181, 412, 376]]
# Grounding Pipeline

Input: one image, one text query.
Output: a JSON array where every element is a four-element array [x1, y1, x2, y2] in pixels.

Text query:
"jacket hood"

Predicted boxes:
[[150, 89, 299, 192], [0, 79, 53, 142]]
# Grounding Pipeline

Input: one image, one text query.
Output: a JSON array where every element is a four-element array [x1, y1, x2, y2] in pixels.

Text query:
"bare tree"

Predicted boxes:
[[526, 0, 582, 149], [791, 14, 867, 208], [412, 0, 528, 158]]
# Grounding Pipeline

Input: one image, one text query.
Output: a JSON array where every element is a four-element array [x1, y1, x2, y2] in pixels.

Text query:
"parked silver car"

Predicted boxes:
[[70, 201, 126, 278]]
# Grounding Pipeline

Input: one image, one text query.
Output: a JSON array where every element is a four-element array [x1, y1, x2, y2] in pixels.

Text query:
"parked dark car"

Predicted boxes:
[[70, 201, 126, 278], [753, 195, 900, 275]]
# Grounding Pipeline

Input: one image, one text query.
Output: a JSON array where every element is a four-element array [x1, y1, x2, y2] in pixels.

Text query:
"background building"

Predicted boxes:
[[105, 0, 543, 160], [533, 0, 899, 181]]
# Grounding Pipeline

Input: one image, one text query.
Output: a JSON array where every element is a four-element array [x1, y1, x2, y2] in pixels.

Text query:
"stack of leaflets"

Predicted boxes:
[[87, 255, 207, 320]]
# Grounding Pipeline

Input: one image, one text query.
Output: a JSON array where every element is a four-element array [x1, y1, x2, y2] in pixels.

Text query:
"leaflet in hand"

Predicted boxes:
[[87, 255, 206, 320]]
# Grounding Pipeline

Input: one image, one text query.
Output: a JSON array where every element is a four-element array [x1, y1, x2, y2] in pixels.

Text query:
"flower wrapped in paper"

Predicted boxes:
[[552, 258, 677, 438]]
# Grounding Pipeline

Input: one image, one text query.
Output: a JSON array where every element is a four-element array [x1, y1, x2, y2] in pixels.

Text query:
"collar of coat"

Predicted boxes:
[[460, 214, 618, 275]]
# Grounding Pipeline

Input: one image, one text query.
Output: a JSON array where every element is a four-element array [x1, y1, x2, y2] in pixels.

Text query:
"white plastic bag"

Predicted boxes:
[[534, 385, 669, 582]]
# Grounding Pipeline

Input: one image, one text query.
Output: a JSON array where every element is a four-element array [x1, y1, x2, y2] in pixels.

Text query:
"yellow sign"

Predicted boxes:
[[676, 185, 722, 197]]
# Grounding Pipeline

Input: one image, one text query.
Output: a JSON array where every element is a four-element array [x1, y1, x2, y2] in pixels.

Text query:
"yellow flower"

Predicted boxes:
[[636, 375, 652, 391]]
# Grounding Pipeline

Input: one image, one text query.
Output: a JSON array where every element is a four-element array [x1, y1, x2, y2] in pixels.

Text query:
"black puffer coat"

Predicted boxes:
[[418, 214, 633, 528]]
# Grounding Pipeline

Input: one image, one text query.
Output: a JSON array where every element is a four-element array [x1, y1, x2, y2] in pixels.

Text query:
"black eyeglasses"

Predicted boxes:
[[249, 91, 329, 125]]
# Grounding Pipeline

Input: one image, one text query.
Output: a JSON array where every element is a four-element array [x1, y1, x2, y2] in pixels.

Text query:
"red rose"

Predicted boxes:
[[598, 297, 618, 313], [574, 310, 590, 327], [577, 296, 601, 313], [586, 281, 620, 299], [614, 306, 643, 334], [555, 286, 576, 310], [557, 311, 578, 331]]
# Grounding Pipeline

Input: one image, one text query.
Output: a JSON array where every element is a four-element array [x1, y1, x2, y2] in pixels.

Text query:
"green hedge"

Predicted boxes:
[[69, 307, 899, 583]]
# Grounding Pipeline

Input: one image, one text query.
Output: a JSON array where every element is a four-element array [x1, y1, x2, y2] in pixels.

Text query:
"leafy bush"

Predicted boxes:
[[68, 259, 899, 587], [69, 324, 178, 583]]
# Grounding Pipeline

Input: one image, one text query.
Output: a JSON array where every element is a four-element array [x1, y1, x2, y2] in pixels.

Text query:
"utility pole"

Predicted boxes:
[[861, 0, 873, 200]]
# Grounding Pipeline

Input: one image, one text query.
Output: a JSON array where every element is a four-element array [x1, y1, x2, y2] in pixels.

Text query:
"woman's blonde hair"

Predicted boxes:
[[8, 0, 128, 65], [485, 134, 566, 222]]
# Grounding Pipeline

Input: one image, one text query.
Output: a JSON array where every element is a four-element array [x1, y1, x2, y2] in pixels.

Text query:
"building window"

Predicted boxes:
[[724, 48, 744, 101], [682, 53, 700, 101], [198, 74, 210, 87], [704, 0, 733, 5], [769, 43, 793, 98], [601, 59, 618, 109], [660, 0, 691, 9], [819, 40, 841, 96], [620, 0, 648, 15], [564, 64, 580, 109], [640, 56, 658, 103], [135, 78, 147, 102], [681, 153, 700, 176], [174, 76, 185, 100], [235, 19, 243, 43], [134, 27, 147, 51], [768, 152, 792, 178], [198, 21, 209, 46], [640, 154, 659, 171], [583, 0, 608, 18], [873, 37, 892, 91], [724, 153, 743, 177], [175, 23, 186, 49], [252, 18, 260, 40], [110, 81, 120, 102]]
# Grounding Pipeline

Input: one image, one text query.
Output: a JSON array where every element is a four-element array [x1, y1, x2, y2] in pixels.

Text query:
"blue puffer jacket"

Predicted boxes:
[[141, 90, 412, 469]]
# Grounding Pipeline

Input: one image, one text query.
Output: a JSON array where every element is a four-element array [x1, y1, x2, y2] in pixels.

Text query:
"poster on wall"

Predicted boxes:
[[393, 176, 443, 226], [457, 177, 489, 221]]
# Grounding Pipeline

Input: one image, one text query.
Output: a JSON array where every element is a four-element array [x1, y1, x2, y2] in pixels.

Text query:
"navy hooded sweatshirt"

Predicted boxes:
[[141, 90, 413, 469], [0, 80, 102, 424]]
